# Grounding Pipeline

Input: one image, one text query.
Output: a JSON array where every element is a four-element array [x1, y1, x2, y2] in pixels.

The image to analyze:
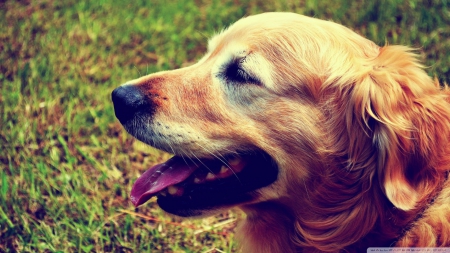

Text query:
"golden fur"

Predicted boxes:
[[120, 13, 450, 252]]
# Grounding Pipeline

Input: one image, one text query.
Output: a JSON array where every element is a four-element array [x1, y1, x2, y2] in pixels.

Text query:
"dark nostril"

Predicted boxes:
[[111, 85, 144, 107], [111, 85, 146, 124]]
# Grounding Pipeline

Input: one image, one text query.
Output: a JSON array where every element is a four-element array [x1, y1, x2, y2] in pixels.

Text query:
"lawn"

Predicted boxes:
[[1, 0, 449, 252]]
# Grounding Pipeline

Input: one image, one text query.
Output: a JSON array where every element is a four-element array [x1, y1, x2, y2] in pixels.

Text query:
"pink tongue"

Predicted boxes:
[[130, 156, 198, 207]]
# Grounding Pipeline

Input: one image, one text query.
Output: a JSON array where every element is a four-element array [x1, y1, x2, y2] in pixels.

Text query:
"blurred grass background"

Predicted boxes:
[[1, 0, 449, 252]]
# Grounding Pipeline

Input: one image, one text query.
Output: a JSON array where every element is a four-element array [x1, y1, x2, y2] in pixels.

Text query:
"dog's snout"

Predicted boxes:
[[111, 85, 148, 125]]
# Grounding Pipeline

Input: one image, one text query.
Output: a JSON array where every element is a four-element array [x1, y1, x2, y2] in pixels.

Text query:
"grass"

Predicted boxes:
[[0, 0, 449, 252]]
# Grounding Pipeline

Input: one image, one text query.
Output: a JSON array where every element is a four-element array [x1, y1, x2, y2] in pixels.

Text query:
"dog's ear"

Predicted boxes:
[[347, 46, 449, 211]]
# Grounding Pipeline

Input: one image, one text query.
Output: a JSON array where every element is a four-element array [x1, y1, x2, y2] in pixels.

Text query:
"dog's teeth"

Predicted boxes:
[[168, 186, 179, 195], [228, 156, 242, 166], [220, 165, 229, 174], [160, 191, 167, 197], [194, 177, 201, 183], [206, 172, 216, 180], [228, 156, 245, 172]]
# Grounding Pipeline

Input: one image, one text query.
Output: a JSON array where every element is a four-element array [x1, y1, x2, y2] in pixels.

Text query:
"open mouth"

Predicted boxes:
[[130, 150, 278, 217]]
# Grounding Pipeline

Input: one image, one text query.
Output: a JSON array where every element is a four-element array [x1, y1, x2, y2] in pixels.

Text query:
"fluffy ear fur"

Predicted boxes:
[[349, 45, 449, 210]]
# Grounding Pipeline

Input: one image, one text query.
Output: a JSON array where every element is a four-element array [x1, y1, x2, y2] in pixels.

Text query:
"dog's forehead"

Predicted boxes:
[[208, 13, 294, 52], [206, 13, 325, 62], [206, 33, 248, 62], [205, 16, 292, 66]]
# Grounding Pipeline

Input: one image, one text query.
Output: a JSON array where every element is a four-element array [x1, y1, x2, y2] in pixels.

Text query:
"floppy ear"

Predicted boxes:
[[348, 46, 449, 210]]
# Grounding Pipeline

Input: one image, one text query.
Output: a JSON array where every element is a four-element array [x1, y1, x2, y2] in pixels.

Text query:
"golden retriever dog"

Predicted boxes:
[[112, 12, 450, 252]]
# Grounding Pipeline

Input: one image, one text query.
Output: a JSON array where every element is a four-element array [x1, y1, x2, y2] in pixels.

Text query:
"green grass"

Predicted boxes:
[[1, 0, 449, 252]]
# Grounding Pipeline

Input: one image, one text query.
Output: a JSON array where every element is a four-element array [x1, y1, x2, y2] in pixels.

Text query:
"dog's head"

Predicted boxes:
[[112, 12, 449, 229]]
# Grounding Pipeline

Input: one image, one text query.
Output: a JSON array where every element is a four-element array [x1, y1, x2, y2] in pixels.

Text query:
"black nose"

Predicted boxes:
[[111, 85, 148, 125]]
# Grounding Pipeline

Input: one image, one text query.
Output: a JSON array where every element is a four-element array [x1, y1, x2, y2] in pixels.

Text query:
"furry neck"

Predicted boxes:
[[236, 202, 298, 253]]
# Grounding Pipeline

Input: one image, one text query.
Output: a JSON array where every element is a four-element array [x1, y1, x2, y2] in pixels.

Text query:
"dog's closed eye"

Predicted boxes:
[[222, 58, 260, 85]]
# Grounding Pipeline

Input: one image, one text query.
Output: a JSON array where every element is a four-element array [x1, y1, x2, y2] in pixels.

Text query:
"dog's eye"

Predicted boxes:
[[224, 61, 260, 85]]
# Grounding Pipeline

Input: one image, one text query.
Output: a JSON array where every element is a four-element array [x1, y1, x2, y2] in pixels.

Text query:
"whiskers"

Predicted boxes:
[[134, 65, 142, 77]]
